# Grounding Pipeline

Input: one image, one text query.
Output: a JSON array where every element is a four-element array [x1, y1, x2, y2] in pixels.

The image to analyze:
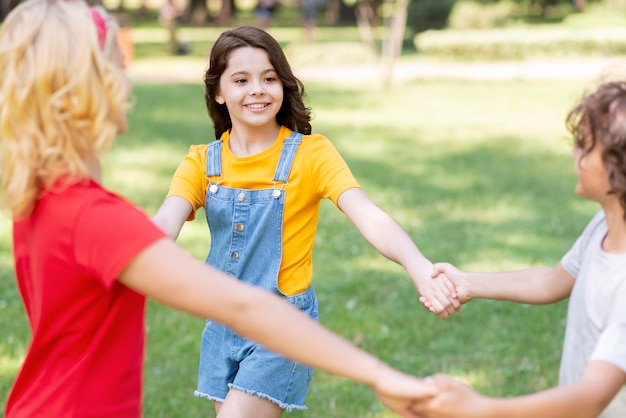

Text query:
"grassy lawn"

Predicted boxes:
[[0, 76, 599, 416]]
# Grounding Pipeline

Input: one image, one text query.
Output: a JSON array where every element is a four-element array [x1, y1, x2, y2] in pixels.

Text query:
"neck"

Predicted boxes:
[[86, 158, 102, 183], [229, 124, 280, 157], [601, 201, 626, 253]]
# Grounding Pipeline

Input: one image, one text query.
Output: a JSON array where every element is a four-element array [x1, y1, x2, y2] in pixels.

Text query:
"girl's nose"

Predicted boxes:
[[250, 82, 265, 96]]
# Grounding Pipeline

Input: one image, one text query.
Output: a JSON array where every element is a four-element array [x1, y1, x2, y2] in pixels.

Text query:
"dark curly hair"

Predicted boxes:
[[566, 81, 626, 218], [203, 25, 312, 139]]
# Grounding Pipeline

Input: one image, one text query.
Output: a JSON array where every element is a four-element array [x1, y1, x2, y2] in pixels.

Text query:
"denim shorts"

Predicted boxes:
[[194, 287, 319, 411]]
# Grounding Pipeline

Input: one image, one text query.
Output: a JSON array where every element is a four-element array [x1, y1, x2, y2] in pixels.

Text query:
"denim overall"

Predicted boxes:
[[194, 132, 318, 411]]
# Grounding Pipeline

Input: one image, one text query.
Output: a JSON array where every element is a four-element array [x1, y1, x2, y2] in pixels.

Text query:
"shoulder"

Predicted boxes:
[[186, 143, 210, 159], [42, 181, 120, 212], [581, 210, 607, 241], [43, 181, 152, 226], [299, 133, 340, 153], [63, 182, 151, 227], [589, 210, 606, 227], [72, 183, 165, 254]]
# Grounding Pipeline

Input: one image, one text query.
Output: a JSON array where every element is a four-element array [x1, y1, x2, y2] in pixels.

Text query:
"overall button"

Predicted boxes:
[[230, 252, 239, 260], [272, 189, 281, 199], [235, 223, 244, 232], [237, 192, 246, 202], [209, 184, 218, 194]]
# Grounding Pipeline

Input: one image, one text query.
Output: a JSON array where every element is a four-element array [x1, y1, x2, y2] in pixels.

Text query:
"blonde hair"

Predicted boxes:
[[0, 0, 131, 218]]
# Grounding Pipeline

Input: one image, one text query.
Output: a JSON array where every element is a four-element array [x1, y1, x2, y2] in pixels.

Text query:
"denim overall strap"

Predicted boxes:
[[206, 140, 222, 178], [273, 131, 303, 183]]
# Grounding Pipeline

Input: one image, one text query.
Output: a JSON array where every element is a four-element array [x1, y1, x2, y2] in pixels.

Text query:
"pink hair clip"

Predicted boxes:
[[90, 8, 107, 48]]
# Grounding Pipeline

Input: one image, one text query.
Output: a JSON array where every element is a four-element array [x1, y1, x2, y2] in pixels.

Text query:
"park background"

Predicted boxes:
[[2, 0, 626, 416]]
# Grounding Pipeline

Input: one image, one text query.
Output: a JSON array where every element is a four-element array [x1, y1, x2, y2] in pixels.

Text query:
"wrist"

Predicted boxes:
[[364, 357, 391, 390], [460, 272, 478, 301], [407, 261, 434, 287]]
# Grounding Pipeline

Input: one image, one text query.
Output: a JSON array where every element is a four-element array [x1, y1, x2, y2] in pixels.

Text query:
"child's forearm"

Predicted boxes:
[[424, 363, 623, 418], [480, 380, 613, 418], [465, 266, 567, 304], [151, 196, 191, 240]]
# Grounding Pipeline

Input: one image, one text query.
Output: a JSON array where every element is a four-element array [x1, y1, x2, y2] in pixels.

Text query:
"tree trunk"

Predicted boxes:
[[325, 0, 340, 24], [381, 0, 409, 88], [355, 0, 378, 54], [214, 0, 234, 24], [183, 0, 210, 24], [573, 0, 586, 12]]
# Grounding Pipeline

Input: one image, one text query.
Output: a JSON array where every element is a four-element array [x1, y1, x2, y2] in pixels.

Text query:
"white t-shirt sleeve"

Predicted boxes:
[[561, 210, 606, 278]]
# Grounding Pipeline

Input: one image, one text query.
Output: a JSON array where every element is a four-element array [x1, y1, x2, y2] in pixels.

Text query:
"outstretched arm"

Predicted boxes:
[[118, 238, 437, 417], [338, 187, 460, 319], [414, 361, 625, 418], [151, 196, 193, 240], [427, 261, 574, 306]]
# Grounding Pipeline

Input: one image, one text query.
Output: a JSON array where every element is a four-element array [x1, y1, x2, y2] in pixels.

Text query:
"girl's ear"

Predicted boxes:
[[215, 91, 225, 105]]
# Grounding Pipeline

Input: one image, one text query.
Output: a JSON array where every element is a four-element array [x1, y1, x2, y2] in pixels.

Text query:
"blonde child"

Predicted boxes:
[[0, 2, 438, 417]]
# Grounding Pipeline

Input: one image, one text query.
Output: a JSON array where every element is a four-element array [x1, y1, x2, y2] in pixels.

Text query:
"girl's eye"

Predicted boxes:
[[265, 75, 278, 82], [234, 78, 247, 84]]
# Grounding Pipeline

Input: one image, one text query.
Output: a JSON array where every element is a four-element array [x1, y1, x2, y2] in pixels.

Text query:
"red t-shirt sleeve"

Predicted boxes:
[[73, 192, 166, 288]]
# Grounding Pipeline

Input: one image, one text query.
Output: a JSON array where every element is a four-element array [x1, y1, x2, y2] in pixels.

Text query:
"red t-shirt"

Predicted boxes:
[[5, 180, 165, 418]]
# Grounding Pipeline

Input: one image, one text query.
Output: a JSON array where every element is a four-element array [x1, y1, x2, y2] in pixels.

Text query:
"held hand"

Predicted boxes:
[[413, 270, 461, 320], [411, 374, 487, 418], [419, 263, 472, 316], [372, 365, 437, 418], [432, 262, 471, 303]]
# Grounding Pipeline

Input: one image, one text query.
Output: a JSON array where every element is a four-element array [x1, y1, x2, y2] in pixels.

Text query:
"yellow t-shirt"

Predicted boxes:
[[166, 126, 360, 295]]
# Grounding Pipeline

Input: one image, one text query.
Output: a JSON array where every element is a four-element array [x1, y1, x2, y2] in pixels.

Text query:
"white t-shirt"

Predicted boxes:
[[561, 210, 626, 417]]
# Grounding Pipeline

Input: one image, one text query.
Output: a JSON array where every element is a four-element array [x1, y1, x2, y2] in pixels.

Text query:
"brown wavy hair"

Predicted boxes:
[[203, 26, 312, 139], [566, 81, 626, 217]]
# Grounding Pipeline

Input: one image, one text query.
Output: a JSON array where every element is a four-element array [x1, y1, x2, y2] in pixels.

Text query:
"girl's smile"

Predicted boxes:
[[216, 46, 283, 133]]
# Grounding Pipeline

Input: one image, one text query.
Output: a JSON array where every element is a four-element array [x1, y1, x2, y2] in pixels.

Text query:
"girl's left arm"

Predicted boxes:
[[338, 188, 460, 318]]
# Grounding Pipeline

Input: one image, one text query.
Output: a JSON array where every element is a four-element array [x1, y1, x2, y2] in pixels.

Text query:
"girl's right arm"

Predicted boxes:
[[151, 196, 193, 240], [427, 262, 574, 306], [118, 238, 436, 417]]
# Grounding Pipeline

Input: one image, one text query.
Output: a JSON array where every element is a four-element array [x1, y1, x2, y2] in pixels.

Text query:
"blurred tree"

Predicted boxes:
[[355, 0, 378, 51], [382, 0, 410, 87], [160, 0, 187, 53], [406, 0, 456, 33], [183, 0, 211, 23]]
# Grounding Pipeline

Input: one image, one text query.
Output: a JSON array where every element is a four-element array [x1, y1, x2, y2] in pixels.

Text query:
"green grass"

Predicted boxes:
[[1, 78, 598, 417]]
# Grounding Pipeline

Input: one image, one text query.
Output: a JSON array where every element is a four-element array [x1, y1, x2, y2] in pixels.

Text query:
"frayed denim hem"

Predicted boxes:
[[228, 384, 308, 412], [194, 390, 224, 403]]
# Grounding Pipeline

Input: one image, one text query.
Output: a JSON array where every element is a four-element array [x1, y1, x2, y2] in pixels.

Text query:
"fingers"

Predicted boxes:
[[428, 282, 461, 319], [439, 273, 458, 299], [420, 293, 462, 320], [432, 373, 455, 388], [420, 295, 449, 319], [424, 296, 450, 319], [430, 262, 450, 278], [419, 296, 448, 320], [423, 264, 464, 319]]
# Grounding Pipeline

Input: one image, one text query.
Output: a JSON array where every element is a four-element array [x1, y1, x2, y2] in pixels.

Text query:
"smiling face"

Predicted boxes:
[[215, 46, 283, 133]]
